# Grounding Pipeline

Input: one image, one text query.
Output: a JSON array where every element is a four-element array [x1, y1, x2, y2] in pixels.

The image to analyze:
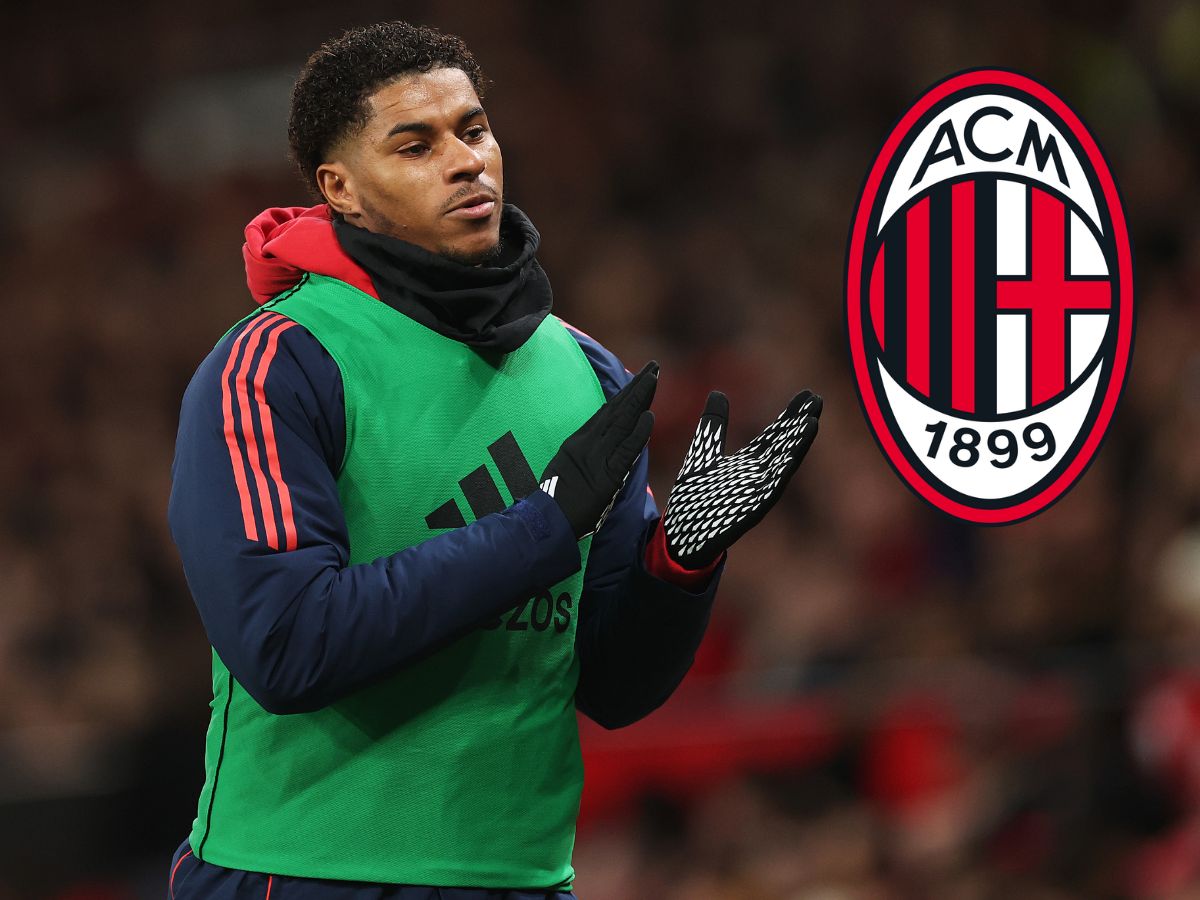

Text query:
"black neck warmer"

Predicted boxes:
[[333, 203, 553, 353]]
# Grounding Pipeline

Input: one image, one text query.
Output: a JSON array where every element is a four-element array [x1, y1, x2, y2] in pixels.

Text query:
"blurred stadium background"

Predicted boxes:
[[3, 1, 1200, 897]]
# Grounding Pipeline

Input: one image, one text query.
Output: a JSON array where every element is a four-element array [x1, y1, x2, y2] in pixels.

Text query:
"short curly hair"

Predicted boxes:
[[288, 21, 488, 192]]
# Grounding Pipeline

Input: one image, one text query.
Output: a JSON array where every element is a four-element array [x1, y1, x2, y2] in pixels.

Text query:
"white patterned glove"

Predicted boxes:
[[661, 390, 821, 569]]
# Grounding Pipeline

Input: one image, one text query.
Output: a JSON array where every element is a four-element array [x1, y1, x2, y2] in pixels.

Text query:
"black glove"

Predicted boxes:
[[541, 361, 658, 539], [661, 389, 821, 569]]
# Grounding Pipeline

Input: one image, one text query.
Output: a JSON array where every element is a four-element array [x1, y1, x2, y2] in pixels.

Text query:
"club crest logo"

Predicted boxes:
[[845, 69, 1134, 524]]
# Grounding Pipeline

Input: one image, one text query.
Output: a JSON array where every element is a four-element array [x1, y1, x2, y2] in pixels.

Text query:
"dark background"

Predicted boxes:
[[2, 1, 1198, 897]]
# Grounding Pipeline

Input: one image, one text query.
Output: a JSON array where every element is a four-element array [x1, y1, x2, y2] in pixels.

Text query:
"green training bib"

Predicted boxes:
[[190, 274, 605, 888]]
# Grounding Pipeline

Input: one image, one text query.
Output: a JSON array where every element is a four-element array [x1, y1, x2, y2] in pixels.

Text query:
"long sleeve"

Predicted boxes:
[[168, 315, 581, 715], [563, 320, 724, 729]]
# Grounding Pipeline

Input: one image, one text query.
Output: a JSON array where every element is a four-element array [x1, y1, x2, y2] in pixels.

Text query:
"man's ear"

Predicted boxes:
[[315, 160, 360, 218]]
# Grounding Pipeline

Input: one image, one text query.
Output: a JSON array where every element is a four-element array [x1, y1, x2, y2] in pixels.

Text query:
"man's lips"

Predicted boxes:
[[445, 192, 498, 220]]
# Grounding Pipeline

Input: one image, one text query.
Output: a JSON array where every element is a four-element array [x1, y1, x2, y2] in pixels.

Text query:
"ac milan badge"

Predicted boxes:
[[845, 69, 1134, 524]]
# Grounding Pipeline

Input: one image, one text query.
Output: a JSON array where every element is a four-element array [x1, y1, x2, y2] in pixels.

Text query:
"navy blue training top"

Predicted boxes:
[[169, 315, 721, 728]]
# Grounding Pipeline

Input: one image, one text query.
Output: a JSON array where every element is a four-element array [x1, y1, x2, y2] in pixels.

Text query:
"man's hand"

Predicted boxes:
[[541, 362, 658, 539], [661, 389, 821, 569]]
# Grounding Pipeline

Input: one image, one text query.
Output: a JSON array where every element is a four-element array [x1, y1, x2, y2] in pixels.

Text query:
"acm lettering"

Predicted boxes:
[[912, 108, 1068, 187]]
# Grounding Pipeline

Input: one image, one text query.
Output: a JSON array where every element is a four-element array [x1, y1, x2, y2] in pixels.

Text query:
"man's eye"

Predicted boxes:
[[399, 144, 427, 156], [465, 127, 486, 141]]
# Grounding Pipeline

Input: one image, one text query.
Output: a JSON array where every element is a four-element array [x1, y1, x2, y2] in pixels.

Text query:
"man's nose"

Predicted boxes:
[[445, 136, 486, 181]]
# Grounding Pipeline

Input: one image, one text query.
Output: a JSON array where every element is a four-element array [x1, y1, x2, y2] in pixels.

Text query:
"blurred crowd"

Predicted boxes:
[[2, 1, 1200, 897]]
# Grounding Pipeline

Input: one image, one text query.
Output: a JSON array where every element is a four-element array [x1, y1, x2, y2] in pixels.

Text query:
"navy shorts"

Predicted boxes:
[[168, 841, 577, 900]]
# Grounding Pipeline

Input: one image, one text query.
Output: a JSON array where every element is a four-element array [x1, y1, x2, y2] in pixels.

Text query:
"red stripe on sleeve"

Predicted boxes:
[[234, 314, 285, 549], [253, 320, 301, 552], [951, 181, 976, 413], [906, 197, 931, 396], [554, 315, 598, 344], [169, 849, 193, 898], [221, 321, 273, 542]]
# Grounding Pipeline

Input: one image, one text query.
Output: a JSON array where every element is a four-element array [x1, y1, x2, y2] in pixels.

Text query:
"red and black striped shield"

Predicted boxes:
[[846, 70, 1133, 524]]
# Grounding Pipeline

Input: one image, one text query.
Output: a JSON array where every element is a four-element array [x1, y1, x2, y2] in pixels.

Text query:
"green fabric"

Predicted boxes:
[[189, 274, 605, 888]]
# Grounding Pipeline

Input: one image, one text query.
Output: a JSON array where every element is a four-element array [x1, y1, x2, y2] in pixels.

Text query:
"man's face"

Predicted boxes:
[[317, 67, 504, 264]]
